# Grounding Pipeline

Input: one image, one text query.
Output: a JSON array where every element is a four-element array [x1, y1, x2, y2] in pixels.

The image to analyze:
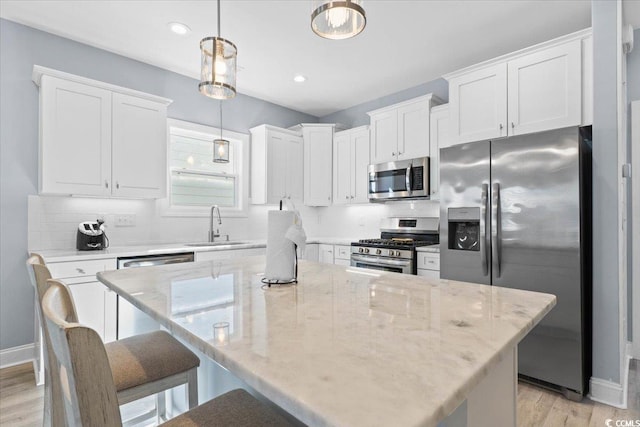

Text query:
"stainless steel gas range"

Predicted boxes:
[[350, 217, 439, 275]]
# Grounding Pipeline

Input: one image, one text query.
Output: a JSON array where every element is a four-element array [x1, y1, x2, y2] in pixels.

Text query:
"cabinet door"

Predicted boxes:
[[286, 134, 304, 203], [351, 128, 371, 204], [112, 93, 167, 198], [370, 111, 398, 164], [318, 244, 334, 264], [333, 133, 352, 205], [449, 63, 507, 144], [507, 39, 581, 136], [40, 76, 112, 196], [68, 281, 106, 340], [429, 106, 450, 198], [304, 127, 333, 206], [266, 131, 288, 204], [397, 99, 430, 161]]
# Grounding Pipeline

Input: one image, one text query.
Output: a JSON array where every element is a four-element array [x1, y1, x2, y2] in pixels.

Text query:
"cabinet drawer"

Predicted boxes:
[[48, 258, 117, 279], [335, 245, 351, 261], [417, 253, 440, 271], [417, 269, 440, 279]]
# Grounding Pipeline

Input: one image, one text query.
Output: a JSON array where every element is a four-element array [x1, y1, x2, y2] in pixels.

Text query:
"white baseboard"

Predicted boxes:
[[0, 343, 35, 369], [589, 378, 625, 408]]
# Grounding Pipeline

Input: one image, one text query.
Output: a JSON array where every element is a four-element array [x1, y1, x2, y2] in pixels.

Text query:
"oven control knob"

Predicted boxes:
[[388, 250, 394, 256], [376, 249, 381, 255], [359, 248, 364, 253], [395, 251, 401, 256], [364, 248, 370, 254]]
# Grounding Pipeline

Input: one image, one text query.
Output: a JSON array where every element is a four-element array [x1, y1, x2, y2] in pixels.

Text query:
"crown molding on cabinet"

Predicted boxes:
[[32, 65, 173, 106]]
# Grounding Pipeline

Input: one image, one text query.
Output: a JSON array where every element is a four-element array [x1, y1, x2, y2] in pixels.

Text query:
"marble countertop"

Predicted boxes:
[[33, 237, 360, 263], [98, 257, 555, 427], [416, 244, 440, 253]]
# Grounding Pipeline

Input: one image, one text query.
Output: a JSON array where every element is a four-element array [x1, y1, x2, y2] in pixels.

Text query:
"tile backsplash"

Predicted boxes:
[[28, 195, 440, 250]]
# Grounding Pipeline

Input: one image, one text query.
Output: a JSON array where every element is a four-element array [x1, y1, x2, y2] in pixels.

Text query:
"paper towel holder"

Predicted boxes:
[[261, 199, 299, 288]]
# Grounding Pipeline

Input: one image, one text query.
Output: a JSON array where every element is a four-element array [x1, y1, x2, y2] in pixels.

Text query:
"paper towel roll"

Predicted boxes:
[[265, 210, 297, 282]]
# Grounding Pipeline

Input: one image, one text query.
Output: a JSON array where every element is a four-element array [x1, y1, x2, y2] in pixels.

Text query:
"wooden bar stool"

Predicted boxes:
[[41, 280, 294, 427], [27, 255, 200, 426]]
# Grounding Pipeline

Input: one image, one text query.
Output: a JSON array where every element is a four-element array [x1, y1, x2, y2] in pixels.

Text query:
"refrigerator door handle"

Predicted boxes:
[[480, 183, 489, 276], [492, 183, 502, 278]]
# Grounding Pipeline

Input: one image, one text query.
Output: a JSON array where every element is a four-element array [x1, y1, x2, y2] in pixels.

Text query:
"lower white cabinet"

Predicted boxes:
[[319, 244, 335, 264], [417, 252, 440, 279], [333, 245, 351, 266], [303, 244, 319, 262], [195, 247, 265, 262]]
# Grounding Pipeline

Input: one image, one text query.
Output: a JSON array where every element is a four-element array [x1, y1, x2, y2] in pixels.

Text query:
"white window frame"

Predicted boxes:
[[159, 118, 250, 218]]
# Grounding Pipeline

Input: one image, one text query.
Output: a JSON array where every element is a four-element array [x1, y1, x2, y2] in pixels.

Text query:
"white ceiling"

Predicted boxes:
[[1, 0, 627, 117]]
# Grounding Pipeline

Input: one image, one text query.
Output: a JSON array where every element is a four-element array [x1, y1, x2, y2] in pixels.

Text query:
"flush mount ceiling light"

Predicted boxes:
[[199, 0, 237, 99], [293, 74, 307, 83], [311, 0, 366, 40], [213, 102, 230, 163], [168, 22, 191, 35]]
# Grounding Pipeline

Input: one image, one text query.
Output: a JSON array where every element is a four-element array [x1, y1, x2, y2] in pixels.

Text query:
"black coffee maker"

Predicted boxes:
[[76, 219, 108, 250]]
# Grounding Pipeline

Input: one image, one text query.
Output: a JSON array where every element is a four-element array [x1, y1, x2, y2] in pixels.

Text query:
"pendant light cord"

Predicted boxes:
[[217, 0, 221, 37], [219, 101, 223, 139]]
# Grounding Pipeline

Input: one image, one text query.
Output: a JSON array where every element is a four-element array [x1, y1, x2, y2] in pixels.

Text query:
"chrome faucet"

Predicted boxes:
[[209, 205, 222, 242]]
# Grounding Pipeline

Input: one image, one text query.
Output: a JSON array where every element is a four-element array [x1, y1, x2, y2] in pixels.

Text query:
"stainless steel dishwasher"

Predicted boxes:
[[116, 252, 194, 339]]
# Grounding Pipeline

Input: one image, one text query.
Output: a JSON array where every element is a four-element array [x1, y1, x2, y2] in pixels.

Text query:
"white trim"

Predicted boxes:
[[32, 65, 172, 105], [632, 100, 640, 360], [443, 28, 592, 80], [0, 343, 35, 369], [158, 118, 250, 218], [589, 377, 626, 408]]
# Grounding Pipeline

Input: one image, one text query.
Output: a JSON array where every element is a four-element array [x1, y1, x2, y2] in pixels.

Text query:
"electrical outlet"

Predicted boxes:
[[114, 214, 136, 227]]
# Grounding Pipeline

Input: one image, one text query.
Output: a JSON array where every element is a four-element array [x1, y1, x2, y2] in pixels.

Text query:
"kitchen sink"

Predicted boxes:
[[184, 241, 249, 247]]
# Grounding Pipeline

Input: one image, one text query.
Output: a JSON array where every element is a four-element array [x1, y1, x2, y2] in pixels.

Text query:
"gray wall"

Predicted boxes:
[[627, 28, 640, 342], [319, 80, 449, 127], [591, 1, 621, 383], [0, 18, 317, 351]]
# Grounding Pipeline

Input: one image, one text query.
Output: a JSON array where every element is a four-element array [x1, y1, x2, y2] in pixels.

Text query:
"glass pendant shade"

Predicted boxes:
[[213, 138, 230, 163], [311, 0, 366, 40], [199, 37, 237, 99]]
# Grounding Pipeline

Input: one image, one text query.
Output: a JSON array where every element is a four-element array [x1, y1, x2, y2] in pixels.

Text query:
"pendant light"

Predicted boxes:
[[199, 0, 237, 99], [311, 0, 366, 40], [213, 102, 230, 163]]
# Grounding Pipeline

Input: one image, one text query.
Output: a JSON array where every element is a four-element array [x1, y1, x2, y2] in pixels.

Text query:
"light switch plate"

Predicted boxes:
[[114, 214, 136, 227]]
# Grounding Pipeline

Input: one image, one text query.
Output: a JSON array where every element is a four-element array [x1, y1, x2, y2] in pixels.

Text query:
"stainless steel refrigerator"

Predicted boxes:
[[439, 126, 592, 399]]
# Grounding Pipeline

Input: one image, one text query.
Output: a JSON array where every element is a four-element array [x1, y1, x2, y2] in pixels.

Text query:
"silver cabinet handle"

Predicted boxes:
[[116, 182, 120, 189], [480, 183, 489, 276], [345, 196, 349, 200], [499, 123, 503, 131], [391, 152, 396, 156], [491, 183, 502, 278], [76, 268, 86, 274], [511, 122, 515, 129], [398, 151, 403, 156], [105, 180, 109, 189]]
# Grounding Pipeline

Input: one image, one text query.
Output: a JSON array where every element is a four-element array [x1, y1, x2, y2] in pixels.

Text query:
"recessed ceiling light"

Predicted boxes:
[[293, 75, 307, 83], [168, 22, 191, 35]]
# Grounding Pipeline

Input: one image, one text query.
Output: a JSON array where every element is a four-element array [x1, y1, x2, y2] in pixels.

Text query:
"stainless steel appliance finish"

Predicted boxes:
[[368, 157, 430, 201], [439, 126, 592, 398], [116, 252, 195, 339], [351, 217, 439, 274]]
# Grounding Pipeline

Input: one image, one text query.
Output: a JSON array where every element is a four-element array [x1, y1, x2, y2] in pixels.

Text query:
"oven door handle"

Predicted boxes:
[[351, 254, 411, 267]]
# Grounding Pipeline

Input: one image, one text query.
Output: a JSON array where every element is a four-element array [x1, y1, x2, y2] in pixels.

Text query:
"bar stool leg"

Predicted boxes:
[[157, 391, 167, 423], [187, 368, 198, 409]]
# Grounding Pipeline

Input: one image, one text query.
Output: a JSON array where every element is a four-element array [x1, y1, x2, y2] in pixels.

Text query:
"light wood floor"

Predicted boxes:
[[1, 361, 639, 426]]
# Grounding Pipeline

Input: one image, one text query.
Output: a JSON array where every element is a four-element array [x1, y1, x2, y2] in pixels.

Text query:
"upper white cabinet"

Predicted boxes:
[[250, 125, 303, 205], [34, 66, 171, 198], [300, 124, 334, 206], [333, 126, 370, 205], [367, 94, 443, 164], [445, 30, 591, 145], [428, 104, 451, 199]]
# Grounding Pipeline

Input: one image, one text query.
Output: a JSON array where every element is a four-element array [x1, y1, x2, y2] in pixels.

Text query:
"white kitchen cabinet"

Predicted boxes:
[[303, 244, 319, 262], [333, 126, 370, 205], [46, 257, 117, 342], [34, 66, 171, 198], [368, 94, 442, 164], [334, 245, 351, 266], [428, 104, 451, 199], [301, 124, 334, 206], [417, 251, 440, 279], [251, 125, 304, 205], [319, 244, 335, 264], [195, 247, 265, 262], [111, 93, 167, 198], [445, 31, 589, 145]]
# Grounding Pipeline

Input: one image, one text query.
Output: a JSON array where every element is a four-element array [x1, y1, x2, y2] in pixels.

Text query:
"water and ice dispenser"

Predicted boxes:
[[447, 208, 480, 251]]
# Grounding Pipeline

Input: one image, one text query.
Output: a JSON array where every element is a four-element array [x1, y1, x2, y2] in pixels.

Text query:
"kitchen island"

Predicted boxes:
[[97, 257, 556, 427]]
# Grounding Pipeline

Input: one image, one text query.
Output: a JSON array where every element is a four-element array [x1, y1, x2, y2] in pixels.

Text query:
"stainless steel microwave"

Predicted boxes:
[[368, 157, 430, 201]]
